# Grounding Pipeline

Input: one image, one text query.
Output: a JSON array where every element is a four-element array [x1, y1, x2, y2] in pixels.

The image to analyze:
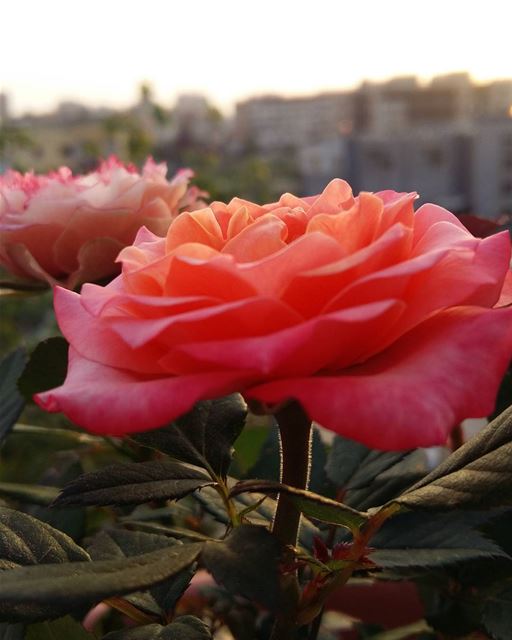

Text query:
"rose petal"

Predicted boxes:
[[108, 296, 303, 349], [222, 214, 288, 261], [496, 269, 512, 307], [53, 287, 167, 374], [161, 299, 405, 376], [35, 347, 250, 436], [282, 223, 412, 317], [246, 306, 512, 450]]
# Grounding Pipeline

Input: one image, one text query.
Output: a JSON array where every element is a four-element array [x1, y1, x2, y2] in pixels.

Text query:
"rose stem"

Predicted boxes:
[[270, 401, 312, 640]]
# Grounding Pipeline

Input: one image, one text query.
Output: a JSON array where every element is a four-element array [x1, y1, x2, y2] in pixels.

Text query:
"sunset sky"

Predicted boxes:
[[2, 0, 511, 115]]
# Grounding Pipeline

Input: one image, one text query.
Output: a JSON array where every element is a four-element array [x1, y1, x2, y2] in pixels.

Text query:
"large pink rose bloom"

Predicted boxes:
[[36, 180, 512, 449], [0, 157, 204, 288]]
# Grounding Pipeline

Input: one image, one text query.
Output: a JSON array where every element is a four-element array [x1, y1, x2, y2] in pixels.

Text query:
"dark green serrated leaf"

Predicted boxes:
[[202, 525, 281, 610], [53, 460, 215, 507], [482, 585, 512, 640], [17, 337, 68, 401], [133, 395, 247, 477], [325, 435, 371, 487], [0, 349, 26, 445], [369, 510, 508, 569], [0, 506, 89, 568], [25, 616, 95, 640], [102, 616, 212, 639], [325, 435, 427, 510], [0, 542, 203, 621], [231, 480, 367, 533], [395, 405, 512, 511], [0, 482, 59, 506], [0, 506, 90, 621], [346, 450, 429, 511], [88, 529, 197, 616]]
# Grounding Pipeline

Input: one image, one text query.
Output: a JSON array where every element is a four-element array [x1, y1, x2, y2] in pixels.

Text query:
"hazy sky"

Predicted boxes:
[[2, 0, 511, 115]]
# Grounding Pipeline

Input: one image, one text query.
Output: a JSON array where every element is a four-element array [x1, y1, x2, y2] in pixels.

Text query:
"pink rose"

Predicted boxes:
[[36, 180, 512, 449], [0, 157, 205, 288]]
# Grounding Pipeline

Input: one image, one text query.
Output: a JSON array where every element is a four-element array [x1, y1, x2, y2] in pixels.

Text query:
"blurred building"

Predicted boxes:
[[351, 123, 472, 211], [472, 118, 512, 218], [235, 92, 354, 152], [2, 72, 512, 218]]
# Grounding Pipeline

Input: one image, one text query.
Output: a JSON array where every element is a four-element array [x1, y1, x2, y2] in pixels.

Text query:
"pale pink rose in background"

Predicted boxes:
[[37, 179, 512, 450], [0, 156, 206, 288]]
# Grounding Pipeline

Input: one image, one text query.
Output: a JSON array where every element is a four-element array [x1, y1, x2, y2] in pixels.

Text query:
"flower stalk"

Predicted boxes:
[[270, 401, 312, 640]]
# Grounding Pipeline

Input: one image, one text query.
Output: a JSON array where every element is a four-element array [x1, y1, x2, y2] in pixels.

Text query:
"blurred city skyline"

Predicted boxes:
[[2, 0, 512, 116]]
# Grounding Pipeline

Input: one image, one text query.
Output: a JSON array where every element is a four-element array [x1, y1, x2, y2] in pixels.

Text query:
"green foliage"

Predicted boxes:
[[0, 541, 203, 622], [231, 480, 367, 533], [133, 395, 247, 479], [370, 510, 508, 569], [103, 616, 211, 639], [52, 460, 216, 507], [18, 337, 68, 401], [0, 482, 59, 506], [325, 435, 428, 510], [202, 525, 282, 610], [395, 405, 512, 511], [0, 506, 90, 621], [88, 529, 197, 617], [0, 349, 26, 444], [25, 616, 95, 639], [0, 506, 90, 569], [0, 290, 55, 357]]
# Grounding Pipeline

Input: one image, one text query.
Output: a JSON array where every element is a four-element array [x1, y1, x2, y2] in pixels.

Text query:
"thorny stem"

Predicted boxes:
[[297, 503, 402, 627], [270, 402, 312, 640]]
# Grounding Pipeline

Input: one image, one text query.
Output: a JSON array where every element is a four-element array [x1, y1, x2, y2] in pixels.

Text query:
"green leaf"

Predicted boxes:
[[133, 395, 247, 477], [325, 435, 427, 510], [0, 482, 59, 506], [25, 616, 94, 640], [102, 616, 212, 639], [369, 510, 508, 569], [122, 522, 214, 543], [230, 480, 367, 533], [482, 585, 512, 640], [202, 525, 282, 610], [346, 450, 429, 511], [395, 405, 512, 511], [88, 529, 197, 616], [17, 337, 68, 401], [0, 506, 89, 569], [0, 542, 203, 621], [0, 506, 90, 621], [52, 460, 215, 507], [0, 349, 26, 445]]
